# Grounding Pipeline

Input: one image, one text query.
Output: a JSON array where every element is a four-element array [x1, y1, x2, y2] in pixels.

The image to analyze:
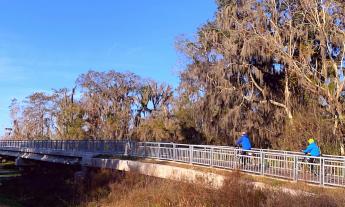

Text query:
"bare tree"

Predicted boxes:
[[19, 93, 54, 139], [9, 98, 21, 139], [77, 70, 139, 139]]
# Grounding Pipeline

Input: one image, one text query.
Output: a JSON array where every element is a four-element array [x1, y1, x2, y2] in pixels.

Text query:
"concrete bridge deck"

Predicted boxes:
[[0, 140, 344, 188]]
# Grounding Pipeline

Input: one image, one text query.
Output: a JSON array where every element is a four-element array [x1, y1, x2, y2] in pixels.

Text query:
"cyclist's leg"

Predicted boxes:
[[241, 150, 247, 167], [308, 157, 315, 173]]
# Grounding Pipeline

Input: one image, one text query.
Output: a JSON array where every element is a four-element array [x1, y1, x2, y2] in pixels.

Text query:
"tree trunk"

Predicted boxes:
[[333, 115, 338, 135], [284, 69, 293, 120]]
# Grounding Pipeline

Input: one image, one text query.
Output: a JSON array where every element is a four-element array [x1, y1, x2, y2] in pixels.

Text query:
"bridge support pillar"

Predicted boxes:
[[74, 166, 89, 183]]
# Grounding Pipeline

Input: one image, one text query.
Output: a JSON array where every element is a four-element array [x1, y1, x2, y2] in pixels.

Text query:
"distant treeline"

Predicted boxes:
[[7, 0, 345, 154]]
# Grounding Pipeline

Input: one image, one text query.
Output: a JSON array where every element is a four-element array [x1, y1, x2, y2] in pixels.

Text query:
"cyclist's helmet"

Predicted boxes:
[[308, 138, 315, 144]]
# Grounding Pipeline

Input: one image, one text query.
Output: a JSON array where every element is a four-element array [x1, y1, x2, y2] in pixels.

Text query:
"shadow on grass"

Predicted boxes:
[[0, 162, 81, 207]]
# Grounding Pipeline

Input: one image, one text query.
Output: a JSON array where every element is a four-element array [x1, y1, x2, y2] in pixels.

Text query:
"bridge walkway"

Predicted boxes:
[[0, 140, 344, 188]]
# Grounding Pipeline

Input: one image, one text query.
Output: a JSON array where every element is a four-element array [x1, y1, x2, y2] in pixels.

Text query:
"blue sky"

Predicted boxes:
[[0, 0, 217, 134]]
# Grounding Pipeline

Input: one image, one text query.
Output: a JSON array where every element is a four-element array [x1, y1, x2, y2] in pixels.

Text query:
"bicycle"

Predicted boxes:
[[234, 147, 253, 170], [298, 154, 320, 177]]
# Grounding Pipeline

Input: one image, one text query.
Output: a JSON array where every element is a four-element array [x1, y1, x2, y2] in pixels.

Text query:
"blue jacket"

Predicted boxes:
[[236, 134, 252, 150], [303, 143, 321, 157]]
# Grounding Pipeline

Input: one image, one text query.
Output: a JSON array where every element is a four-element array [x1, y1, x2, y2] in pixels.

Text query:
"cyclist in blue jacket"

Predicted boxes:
[[303, 138, 321, 173], [303, 138, 321, 157], [236, 132, 252, 150], [235, 132, 252, 166]]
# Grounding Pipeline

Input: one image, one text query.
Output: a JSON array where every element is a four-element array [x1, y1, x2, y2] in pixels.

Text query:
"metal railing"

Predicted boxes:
[[0, 140, 344, 187]]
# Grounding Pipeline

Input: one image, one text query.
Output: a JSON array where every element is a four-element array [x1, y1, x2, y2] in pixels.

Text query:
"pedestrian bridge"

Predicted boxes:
[[0, 140, 344, 188]]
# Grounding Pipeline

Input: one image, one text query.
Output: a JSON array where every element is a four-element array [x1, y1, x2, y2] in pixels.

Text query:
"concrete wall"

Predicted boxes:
[[84, 158, 225, 188]]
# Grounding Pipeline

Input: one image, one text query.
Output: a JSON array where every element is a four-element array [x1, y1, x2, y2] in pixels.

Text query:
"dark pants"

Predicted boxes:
[[241, 151, 247, 166], [308, 158, 316, 173]]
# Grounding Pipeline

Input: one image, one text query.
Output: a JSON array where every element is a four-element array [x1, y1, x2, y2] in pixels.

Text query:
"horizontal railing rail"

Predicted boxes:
[[0, 140, 344, 187]]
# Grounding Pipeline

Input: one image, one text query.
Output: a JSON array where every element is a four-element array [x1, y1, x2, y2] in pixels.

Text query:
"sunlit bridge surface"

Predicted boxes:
[[0, 140, 344, 187]]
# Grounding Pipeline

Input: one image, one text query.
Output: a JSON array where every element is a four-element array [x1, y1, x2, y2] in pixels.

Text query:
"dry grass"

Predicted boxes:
[[79, 170, 343, 207]]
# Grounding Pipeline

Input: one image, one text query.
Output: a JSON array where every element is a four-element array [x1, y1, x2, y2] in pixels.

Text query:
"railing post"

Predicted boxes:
[[173, 143, 176, 161], [320, 158, 324, 186], [75, 140, 79, 151], [158, 143, 161, 159], [210, 147, 214, 167], [129, 141, 134, 156], [75, 140, 78, 151], [189, 145, 193, 164], [100, 140, 104, 153], [143, 142, 147, 158], [87, 140, 90, 152], [260, 151, 264, 175], [343, 158, 345, 178], [124, 141, 129, 156], [284, 152, 288, 169], [84, 140, 88, 152], [293, 155, 298, 181]]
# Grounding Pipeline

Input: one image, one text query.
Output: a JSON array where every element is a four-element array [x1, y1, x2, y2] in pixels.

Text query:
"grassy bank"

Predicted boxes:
[[0, 196, 23, 207], [80, 170, 345, 207], [0, 161, 22, 207], [0, 162, 343, 207], [0, 162, 80, 207]]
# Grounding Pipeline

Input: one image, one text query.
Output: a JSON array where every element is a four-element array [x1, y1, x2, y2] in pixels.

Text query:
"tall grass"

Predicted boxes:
[[81, 170, 344, 207], [0, 163, 343, 207]]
